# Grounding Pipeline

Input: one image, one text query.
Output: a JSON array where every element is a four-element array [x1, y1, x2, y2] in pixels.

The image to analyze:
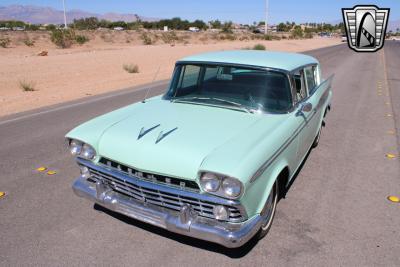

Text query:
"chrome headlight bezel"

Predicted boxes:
[[199, 172, 244, 200], [67, 138, 97, 161]]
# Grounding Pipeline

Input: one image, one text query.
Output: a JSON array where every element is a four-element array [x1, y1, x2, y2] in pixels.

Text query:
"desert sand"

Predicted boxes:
[[0, 32, 340, 117]]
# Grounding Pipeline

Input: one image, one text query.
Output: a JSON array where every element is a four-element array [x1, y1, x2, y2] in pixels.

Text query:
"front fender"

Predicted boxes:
[[241, 146, 296, 217]]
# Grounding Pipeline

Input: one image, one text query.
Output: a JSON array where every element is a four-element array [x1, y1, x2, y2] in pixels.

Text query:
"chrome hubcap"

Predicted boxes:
[[261, 185, 277, 230]]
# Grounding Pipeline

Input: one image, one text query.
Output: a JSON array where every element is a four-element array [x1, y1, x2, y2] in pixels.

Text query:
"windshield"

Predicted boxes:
[[165, 64, 293, 113]]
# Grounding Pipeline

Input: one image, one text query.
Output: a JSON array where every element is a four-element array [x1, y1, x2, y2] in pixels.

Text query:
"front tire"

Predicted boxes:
[[257, 181, 278, 240]]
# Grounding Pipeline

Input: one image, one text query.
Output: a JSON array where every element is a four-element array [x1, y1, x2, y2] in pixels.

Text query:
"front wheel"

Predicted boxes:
[[257, 181, 278, 240]]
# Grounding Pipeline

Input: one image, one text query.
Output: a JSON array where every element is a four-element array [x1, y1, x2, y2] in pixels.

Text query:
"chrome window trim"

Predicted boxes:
[[164, 62, 295, 114]]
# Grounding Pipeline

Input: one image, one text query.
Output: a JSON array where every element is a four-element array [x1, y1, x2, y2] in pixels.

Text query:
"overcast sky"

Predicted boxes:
[[2, 0, 399, 23]]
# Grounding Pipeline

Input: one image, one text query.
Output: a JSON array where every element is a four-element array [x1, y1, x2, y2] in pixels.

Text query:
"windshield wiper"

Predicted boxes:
[[171, 96, 254, 113]]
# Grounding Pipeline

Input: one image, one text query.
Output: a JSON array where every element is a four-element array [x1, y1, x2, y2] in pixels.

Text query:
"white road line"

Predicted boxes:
[[0, 80, 169, 126]]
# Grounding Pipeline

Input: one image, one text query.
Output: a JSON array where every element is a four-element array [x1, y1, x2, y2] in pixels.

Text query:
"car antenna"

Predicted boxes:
[[142, 66, 161, 103]]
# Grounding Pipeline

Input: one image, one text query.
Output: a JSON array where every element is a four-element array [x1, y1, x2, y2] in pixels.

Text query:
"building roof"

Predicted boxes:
[[178, 50, 318, 72]]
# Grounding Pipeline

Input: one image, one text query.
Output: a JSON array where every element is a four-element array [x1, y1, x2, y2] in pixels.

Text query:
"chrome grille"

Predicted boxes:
[[87, 167, 243, 222], [99, 157, 200, 192]]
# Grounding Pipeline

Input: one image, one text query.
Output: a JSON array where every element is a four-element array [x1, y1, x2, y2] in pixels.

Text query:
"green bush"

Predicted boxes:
[[75, 35, 89, 45], [264, 35, 273, 41], [50, 29, 75, 48], [0, 37, 11, 48], [291, 26, 304, 39], [253, 44, 266, 50]]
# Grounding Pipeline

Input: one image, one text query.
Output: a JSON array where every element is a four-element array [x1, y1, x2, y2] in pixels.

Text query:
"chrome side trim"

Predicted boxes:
[[250, 100, 319, 183], [250, 76, 333, 183], [73, 177, 261, 248]]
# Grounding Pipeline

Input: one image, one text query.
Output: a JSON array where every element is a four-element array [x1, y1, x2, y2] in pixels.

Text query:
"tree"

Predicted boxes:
[[291, 26, 304, 39], [72, 17, 100, 30], [191, 20, 207, 30], [277, 22, 288, 32], [221, 21, 233, 33], [209, 20, 222, 29]]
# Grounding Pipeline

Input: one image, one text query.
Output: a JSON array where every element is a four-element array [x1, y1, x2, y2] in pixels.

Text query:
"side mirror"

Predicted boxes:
[[301, 102, 313, 112]]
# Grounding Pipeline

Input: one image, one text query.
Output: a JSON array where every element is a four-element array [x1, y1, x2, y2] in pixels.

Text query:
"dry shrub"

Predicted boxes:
[[123, 64, 139, 73], [253, 44, 266, 50], [0, 37, 11, 48], [19, 80, 36, 92]]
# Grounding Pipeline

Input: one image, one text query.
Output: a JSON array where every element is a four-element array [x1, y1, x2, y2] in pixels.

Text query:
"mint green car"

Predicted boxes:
[[67, 50, 333, 248]]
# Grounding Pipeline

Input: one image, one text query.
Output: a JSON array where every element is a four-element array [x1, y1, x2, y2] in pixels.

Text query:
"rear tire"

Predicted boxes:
[[312, 124, 322, 148], [257, 181, 278, 240]]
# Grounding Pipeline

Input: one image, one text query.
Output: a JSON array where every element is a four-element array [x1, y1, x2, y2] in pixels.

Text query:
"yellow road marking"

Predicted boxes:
[[386, 153, 397, 159], [36, 167, 47, 172], [0, 191, 5, 198], [47, 170, 57, 175], [388, 196, 400, 203]]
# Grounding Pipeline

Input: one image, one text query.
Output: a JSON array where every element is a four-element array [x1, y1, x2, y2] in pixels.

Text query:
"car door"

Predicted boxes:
[[292, 68, 314, 162], [302, 65, 321, 148]]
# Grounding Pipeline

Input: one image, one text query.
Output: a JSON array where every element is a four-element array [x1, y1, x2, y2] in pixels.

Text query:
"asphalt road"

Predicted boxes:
[[0, 42, 399, 266]]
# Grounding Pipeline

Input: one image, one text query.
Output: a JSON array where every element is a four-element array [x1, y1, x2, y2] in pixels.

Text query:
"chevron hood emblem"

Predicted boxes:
[[138, 124, 160, 140], [156, 127, 178, 144]]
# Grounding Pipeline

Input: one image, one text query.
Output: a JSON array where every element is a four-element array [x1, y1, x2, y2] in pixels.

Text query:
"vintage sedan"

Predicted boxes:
[[66, 50, 332, 248]]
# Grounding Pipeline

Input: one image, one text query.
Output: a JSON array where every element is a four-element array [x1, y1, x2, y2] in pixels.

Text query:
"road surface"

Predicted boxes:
[[0, 42, 399, 266]]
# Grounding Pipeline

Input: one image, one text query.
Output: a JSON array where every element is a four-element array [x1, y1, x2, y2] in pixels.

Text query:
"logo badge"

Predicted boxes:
[[342, 5, 390, 52]]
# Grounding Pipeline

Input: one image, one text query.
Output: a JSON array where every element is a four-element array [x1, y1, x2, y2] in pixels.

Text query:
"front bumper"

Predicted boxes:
[[73, 177, 263, 248]]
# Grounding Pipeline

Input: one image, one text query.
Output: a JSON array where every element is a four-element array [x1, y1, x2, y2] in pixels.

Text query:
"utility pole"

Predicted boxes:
[[265, 0, 269, 35], [62, 0, 68, 29]]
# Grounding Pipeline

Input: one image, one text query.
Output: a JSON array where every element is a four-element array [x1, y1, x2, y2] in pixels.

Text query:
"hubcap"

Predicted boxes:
[[261, 184, 277, 230]]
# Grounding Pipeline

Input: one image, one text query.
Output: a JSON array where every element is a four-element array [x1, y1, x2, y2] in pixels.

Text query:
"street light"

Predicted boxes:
[[265, 0, 269, 35], [62, 0, 68, 29]]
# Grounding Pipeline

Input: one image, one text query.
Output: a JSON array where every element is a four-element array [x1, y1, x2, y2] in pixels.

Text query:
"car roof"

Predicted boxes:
[[178, 50, 319, 72]]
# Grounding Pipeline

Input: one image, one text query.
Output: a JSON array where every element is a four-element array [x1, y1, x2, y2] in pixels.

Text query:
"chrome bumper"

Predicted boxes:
[[72, 177, 262, 248]]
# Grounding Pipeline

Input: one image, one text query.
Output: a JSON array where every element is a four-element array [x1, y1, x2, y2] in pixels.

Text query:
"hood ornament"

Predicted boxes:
[[156, 127, 178, 144], [138, 124, 160, 140]]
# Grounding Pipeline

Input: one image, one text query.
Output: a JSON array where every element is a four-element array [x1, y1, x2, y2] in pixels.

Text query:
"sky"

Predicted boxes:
[[2, 0, 399, 24]]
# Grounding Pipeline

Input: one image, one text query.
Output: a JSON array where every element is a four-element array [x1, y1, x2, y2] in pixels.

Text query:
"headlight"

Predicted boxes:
[[82, 144, 96, 160], [199, 172, 243, 199], [69, 139, 83, 156], [68, 139, 97, 160], [222, 177, 243, 198], [200, 173, 220, 192]]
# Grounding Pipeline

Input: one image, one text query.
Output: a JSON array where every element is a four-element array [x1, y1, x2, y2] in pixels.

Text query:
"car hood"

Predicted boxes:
[[97, 99, 263, 180]]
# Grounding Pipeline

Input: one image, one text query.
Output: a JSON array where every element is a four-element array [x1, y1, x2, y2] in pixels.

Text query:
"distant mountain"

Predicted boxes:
[[0, 5, 157, 24]]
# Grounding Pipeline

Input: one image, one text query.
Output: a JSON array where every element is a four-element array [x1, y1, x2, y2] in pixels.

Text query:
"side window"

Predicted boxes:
[[179, 65, 201, 89], [293, 69, 307, 102], [304, 66, 317, 94]]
